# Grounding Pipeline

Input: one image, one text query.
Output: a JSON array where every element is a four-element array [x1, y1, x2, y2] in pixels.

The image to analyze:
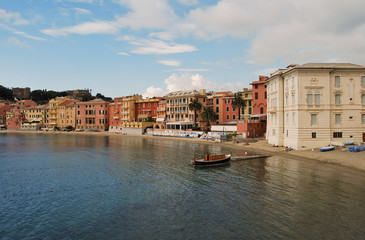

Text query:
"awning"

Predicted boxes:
[[156, 118, 165, 122]]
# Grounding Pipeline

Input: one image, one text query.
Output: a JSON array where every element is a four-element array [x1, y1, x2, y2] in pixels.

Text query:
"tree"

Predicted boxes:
[[231, 92, 247, 120], [0, 85, 14, 100], [188, 98, 203, 128], [200, 106, 218, 132]]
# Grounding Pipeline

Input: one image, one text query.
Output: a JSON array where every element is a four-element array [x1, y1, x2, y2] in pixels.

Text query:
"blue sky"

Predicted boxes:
[[1, 0, 365, 98]]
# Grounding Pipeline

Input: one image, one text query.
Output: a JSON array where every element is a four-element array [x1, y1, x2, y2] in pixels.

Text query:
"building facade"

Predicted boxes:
[[47, 97, 72, 129], [121, 95, 142, 123], [266, 63, 365, 149], [57, 100, 76, 130], [135, 98, 160, 122], [76, 99, 110, 131], [108, 97, 124, 132]]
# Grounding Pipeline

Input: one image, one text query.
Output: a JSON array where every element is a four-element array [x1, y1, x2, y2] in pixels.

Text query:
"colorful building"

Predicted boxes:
[[57, 100, 76, 130], [76, 99, 110, 131], [121, 95, 142, 122], [47, 97, 73, 129], [242, 88, 253, 117], [154, 98, 167, 131], [0, 105, 12, 127], [250, 75, 268, 117], [24, 105, 49, 127], [108, 97, 124, 132], [135, 98, 160, 122], [6, 100, 37, 129], [165, 90, 206, 130]]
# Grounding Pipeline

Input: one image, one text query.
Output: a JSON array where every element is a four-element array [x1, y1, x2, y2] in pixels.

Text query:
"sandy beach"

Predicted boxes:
[[2, 130, 365, 172]]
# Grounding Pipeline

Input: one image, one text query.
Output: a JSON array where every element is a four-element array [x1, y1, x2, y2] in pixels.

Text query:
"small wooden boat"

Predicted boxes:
[[319, 146, 335, 152], [193, 154, 231, 166]]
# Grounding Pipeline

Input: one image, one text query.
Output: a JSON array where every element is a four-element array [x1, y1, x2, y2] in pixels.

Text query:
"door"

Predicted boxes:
[[363, 133, 365, 142]]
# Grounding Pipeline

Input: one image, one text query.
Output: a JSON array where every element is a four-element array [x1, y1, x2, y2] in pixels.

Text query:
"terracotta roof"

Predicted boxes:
[[58, 100, 75, 106]]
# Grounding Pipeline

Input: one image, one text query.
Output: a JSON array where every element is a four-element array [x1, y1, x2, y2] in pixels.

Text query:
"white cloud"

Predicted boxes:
[[41, 20, 119, 36], [158, 60, 181, 66], [130, 39, 197, 55], [148, 31, 175, 41], [143, 85, 167, 98], [73, 8, 92, 15], [143, 73, 246, 98], [117, 51, 130, 56], [7, 37, 29, 48], [0, 9, 29, 25]]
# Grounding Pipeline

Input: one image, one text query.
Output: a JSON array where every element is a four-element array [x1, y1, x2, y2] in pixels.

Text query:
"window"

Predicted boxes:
[[245, 94, 248, 98], [233, 115, 236, 120], [232, 107, 236, 112], [362, 94, 365, 105], [362, 114, 365, 124], [285, 96, 288, 105], [335, 76, 340, 87], [255, 92, 258, 99], [312, 132, 316, 138], [335, 94, 341, 105], [265, 92, 267, 99], [226, 115, 230, 120], [335, 114, 341, 124], [333, 132, 342, 138], [225, 99, 229, 104], [362, 76, 365, 86], [307, 94, 313, 104], [216, 107, 219, 112], [249, 108, 252, 114], [260, 108, 264, 114], [311, 114, 317, 125], [226, 107, 229, 112], [249, 101, 252, 107], [216, 99, 219, 104], [255, 85, 258, 89], [315, 94, 320, 105]]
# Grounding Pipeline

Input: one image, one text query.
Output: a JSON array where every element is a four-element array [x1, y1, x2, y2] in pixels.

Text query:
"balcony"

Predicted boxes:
[[157, 107, 166, 111]]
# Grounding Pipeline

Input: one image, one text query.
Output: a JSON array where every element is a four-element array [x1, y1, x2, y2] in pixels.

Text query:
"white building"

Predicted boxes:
[[266, 63, 365, 150]]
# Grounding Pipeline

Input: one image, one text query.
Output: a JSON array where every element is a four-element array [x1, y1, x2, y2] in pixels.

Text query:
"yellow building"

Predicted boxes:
[[121, 95, 142, 122], [47, 97, 72, 129], [24, 105, 49, 127], [242, 88, 253, 117], [57, 100, 76, 130]]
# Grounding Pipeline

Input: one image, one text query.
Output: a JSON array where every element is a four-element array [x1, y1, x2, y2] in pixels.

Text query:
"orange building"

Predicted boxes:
[[57, 100, 76, 130], [76, 99, 110, 131], [108, 97, 123, 132], [250, 75, 268, 117]]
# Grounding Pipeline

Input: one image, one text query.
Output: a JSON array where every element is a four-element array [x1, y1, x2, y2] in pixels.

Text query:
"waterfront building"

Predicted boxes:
[[57, 100, 76, 130], [108, 97, 124, 133], [76, 99, 110, 131], [266, 63, 365, 149], [251, 76, 268, 118], [24, 105, 49, 127], [165, 90, 206, 130], [206, 91, 239, 124], [5, 100, 37, 129], [241, 88, 253, 117], [47, 97, 72, 129], [0, 105, 12, 127], [135, 98, 160, 122], [121, 95, 142, 123], [153, 98, 167, 131]]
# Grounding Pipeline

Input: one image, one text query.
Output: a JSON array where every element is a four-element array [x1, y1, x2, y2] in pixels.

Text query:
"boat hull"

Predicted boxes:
[[193, 155, 231, 166], [319, 146, 335, 152]]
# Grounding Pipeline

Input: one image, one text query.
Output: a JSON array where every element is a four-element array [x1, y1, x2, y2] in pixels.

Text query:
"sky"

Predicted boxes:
[[1, 0, 365, 98]]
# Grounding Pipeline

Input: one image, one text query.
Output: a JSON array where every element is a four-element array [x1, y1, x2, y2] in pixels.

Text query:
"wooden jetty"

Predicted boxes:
[[230, 155, 270, 161]]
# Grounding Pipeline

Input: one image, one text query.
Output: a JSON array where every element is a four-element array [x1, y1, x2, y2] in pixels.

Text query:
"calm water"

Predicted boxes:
[[0, 133, 365, 240]]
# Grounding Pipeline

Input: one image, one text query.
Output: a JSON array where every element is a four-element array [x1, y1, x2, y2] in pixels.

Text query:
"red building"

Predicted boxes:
[[250, 75, 268, 117], [238, 76, 268, 138], [135, 98, 160, 122], [76, 100, 110, 131]]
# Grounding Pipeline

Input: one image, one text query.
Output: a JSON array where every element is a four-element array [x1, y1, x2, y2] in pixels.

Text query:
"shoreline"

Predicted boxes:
[[2, 130, 365, 172]]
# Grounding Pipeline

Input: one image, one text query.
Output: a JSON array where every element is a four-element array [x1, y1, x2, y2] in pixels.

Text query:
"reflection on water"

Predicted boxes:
[[1, 133, 365, 239]]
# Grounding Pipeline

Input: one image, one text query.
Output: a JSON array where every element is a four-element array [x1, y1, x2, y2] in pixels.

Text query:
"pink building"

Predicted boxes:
[[76, 100, 110, 131], [5, 100, 37, 129]]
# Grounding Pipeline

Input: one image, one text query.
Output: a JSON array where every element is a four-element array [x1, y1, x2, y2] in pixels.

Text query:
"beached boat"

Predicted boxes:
[[319, 146, 335, 152], [193, 154, 231, 166], [349, 145, 365, 152], [344, 141, 355, 146]]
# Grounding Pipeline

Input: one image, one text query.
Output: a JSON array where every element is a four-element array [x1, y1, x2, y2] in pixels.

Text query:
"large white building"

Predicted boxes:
[[266, 63, 365, 150]]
